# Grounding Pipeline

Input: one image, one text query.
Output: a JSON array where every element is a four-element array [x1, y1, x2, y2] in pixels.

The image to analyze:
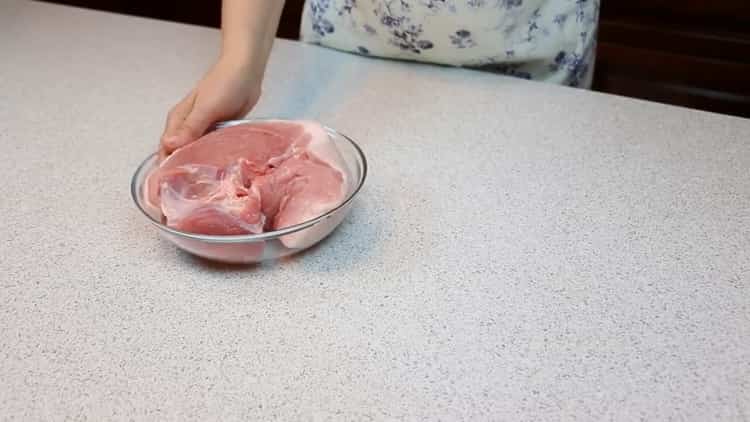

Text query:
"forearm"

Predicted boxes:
[[220, 0, 286, 75]]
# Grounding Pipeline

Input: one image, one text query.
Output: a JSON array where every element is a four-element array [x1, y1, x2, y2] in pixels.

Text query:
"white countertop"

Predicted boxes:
[[2, 1, 749, 420]]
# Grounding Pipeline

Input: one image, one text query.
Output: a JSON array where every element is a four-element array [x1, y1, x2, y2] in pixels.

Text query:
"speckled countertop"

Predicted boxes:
[[1, 1, 749, 420]]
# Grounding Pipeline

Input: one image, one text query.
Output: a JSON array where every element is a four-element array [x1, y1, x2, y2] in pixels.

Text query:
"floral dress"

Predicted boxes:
[[300, 0, 600, 88]]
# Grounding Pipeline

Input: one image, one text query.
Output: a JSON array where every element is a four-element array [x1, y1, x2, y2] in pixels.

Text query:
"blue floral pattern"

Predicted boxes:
[[301, 0, 600, 87], [309, 0, 334, 36], [338, 0, 356, 15], [450, 29, 476, 48]]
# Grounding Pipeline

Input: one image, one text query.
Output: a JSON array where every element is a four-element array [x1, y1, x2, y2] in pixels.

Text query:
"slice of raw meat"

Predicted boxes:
[[158, 162, 265, 235], [145, 120, 350, 249]]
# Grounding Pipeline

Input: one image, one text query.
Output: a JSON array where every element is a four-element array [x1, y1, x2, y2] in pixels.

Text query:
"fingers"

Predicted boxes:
[[158, 145, 168, 163], [173, 102, 216, 150], [160, 90, 196, 154], [158, 78, 261, 159]]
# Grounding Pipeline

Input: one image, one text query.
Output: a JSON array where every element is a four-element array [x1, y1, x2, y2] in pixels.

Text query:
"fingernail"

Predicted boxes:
[[164, 135, 180, 147]]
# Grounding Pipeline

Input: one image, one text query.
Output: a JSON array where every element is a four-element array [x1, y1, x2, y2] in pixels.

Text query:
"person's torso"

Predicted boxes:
[[300, 0, 600, 87]]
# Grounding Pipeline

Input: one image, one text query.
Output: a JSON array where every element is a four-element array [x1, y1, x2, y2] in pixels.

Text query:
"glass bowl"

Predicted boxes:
[[131, 119, 367, 264]]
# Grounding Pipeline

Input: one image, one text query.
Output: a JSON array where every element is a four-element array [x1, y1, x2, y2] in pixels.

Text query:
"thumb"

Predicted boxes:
[[167, 108, 215, 151]]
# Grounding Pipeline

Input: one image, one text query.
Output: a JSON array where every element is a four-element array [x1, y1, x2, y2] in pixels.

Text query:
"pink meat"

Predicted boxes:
[[145, 120, 350, 248]]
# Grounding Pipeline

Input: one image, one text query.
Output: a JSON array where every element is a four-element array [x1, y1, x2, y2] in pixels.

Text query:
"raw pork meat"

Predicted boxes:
[[145, 120, 350, 249]]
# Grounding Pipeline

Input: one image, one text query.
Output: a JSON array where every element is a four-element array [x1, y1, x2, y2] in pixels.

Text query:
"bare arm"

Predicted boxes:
[[160, 0, 286, 156], [220, 0, 286, 79]]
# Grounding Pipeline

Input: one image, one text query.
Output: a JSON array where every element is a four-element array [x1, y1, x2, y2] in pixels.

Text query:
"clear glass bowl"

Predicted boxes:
[[131, 120, 367, 264]]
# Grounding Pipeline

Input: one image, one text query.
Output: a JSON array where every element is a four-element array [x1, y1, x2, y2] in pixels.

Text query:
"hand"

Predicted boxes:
[[160, 56, 262, 158]]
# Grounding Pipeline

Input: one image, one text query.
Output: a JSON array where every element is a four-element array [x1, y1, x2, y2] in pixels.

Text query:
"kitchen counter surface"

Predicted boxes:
[[1, 1, 749, 420]]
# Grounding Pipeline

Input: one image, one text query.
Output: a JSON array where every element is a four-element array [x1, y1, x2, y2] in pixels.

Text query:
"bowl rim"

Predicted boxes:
[[130, 119, 368, 243]]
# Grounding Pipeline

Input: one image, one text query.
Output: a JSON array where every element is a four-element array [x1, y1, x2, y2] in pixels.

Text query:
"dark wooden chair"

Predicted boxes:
[[595, 0, 750, 118]]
